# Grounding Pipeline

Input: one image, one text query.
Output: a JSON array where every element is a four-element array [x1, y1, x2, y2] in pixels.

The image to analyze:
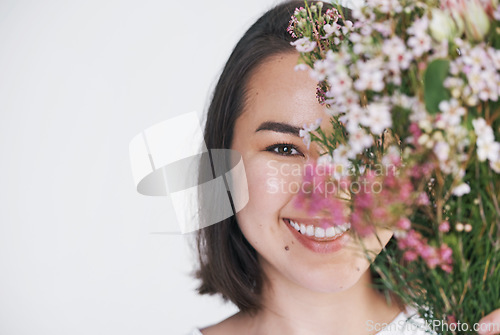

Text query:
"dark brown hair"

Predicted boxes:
[[193, 0, 360, 314]]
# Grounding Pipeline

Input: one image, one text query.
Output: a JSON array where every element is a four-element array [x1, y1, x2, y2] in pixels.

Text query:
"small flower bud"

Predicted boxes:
[[432, 131, 444, 142], [464, 0, 490, 41], [418, 134, 430, 146], [418, 119, 432, 133], [429, 9, 461, 42], [425, 139, 435, 149]]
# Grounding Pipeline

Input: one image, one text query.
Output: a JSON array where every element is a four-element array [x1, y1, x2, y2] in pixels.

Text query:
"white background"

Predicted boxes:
[[0, 0, 360, 334]]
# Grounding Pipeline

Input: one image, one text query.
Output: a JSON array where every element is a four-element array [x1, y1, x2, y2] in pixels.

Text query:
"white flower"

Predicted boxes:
[[290, 37, 317, 53], [360, 103, 393, 135], [299, 129, 311, 150], [433, 141, 450, 162], [348, 128, 374, 155], [383, 37, 413, 70], [326, 71, 353, 96], [452, 182, 471, 197], [294, 63, 309, 72], [407, 16, 429, 36], [495, 5, 500, 20], [407, 17, 432, 58], [326, 91, 359, 115], [407, 34, 432, 58], [366, 0, 402, 14], [317, 154, 333, 165], [323, 23, 337, 38], [490, 159, 500, 173], [333, 144, 356, 164], [373, 22, 393, 37], [438, 99, 466, 126], [472, 117, 488, 133], [342, 20, 354, 34], [354, 61, 385, 92], [472, 118, 495, 143], [339, 105, 364, 133], [299, 118, 322, 149], [477, 139, 500, 162], [349, 32, 362, 43], [310, 60, 330, 81]]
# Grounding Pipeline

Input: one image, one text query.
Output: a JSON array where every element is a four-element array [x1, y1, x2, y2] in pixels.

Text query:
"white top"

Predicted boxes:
[[189, 307, 433, 335]]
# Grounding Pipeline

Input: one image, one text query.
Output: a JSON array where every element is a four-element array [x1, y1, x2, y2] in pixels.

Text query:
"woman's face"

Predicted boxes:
[[231, 52, 392, 293]]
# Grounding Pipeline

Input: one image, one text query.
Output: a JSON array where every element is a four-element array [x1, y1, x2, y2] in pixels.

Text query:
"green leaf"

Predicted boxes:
[[424, 59, 450, 114]]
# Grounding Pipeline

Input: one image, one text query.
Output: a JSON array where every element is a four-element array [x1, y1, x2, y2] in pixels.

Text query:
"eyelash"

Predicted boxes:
[[265, 142, 304, 157]]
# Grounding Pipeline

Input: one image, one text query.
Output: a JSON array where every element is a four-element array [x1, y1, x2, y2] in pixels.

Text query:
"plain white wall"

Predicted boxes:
[[0, 0, 280, 334], [0, 0, 362, 334]]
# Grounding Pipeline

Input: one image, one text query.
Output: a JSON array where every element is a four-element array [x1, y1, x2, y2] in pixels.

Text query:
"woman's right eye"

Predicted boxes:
[[265, 143, 304, 157]]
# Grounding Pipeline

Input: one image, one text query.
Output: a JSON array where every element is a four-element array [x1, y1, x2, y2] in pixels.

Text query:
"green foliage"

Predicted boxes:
[[424, 59, 450, 114]]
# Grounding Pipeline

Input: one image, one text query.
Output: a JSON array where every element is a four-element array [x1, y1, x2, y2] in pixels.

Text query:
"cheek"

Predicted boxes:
[[235, 158, 303, 245], [240, 158, 304, 215]]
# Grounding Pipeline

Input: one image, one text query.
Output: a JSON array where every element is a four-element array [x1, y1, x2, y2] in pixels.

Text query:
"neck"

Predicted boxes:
[[245, 261, 402, 335]]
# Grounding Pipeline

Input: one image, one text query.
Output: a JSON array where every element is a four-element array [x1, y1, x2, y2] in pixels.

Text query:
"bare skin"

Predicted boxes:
[[198, 52, 404, 335]]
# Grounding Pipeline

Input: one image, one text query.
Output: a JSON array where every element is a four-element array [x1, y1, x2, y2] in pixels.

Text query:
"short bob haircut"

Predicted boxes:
[[193, 0, 386, 314]]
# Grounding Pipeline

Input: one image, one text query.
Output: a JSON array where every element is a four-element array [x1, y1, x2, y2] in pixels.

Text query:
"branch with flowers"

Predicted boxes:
[[288, 0, 500, 333]]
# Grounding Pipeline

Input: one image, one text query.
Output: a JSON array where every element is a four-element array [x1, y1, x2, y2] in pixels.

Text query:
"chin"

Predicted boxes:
[[288, 259, 370, 293]]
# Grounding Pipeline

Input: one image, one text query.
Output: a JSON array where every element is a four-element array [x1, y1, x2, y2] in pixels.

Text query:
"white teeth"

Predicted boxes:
[[300, 223, 306, 234], [326, 227, 336, 237], [314, 227, 325, 238], [337, 222, 351, 232], [306, 225, 315, 236], [286, 219, 351, 238]]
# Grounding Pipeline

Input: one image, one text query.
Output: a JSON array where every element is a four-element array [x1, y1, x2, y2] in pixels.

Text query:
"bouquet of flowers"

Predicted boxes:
[[288, 0, 500, 333]]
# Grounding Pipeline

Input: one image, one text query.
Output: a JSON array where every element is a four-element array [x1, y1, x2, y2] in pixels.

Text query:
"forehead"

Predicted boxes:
[[239, 52, 326, 127]]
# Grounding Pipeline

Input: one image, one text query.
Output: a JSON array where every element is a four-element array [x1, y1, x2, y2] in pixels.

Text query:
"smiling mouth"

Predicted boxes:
[[283, 218, 351, 242]]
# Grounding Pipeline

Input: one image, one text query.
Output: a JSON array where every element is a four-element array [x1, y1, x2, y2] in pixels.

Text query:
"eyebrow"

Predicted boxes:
[[255, 121, 302, 137]]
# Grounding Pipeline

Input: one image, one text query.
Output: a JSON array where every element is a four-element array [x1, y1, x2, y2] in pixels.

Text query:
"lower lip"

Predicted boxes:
[[283, 218, 350, 254]]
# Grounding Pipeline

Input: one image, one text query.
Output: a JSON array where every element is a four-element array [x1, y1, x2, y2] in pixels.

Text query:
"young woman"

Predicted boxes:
[[191, 1, 500, 334]]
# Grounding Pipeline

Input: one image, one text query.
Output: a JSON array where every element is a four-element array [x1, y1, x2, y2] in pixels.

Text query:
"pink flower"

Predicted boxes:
[[396, 217, 411, 230], [405, 230, 421, 248], [404, 251, 418, 261], [439, 245, 453, 262], [417, 192, 430, 205], [418, 245, 434, 259], [439, 221, 451, 232], [426, 256, 441, 269]]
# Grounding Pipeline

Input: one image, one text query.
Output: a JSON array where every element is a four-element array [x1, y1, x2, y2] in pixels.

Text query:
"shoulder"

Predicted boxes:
[[376, 306, 435, 335], [195, 312, 248, 335]]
